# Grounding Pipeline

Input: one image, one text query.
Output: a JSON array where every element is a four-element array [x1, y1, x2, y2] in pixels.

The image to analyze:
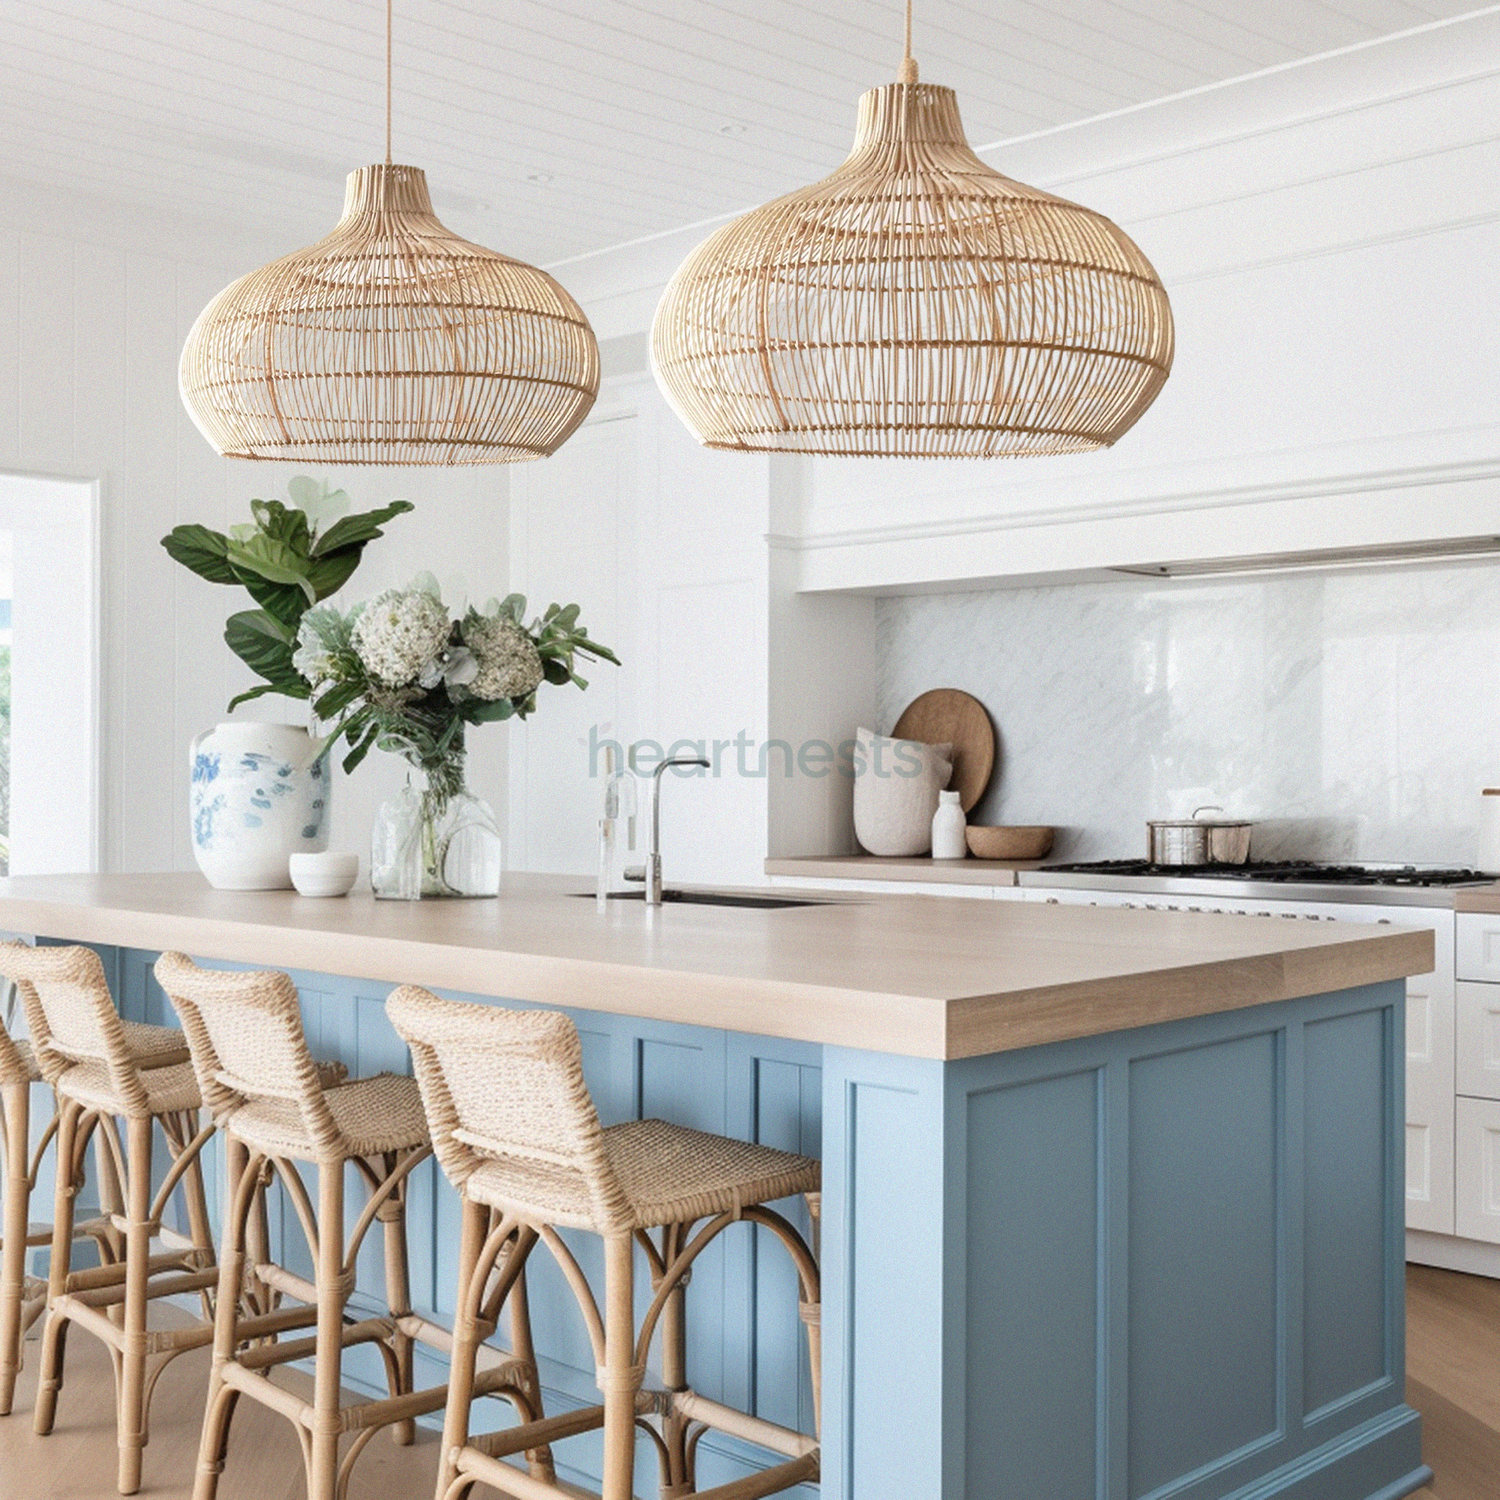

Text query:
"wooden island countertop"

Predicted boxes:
[[0, 870, 1432, 1061]]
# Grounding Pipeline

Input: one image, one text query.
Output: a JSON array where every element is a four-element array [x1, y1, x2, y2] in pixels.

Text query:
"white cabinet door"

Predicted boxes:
[[1456, 1096, 1500, 1244], [1457, 981, 1500, 1101], [1457, 914, 1500, 981]]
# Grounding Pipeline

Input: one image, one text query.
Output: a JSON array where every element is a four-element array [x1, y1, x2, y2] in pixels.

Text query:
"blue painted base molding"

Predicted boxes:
[[23, 942, 1423, 1500]]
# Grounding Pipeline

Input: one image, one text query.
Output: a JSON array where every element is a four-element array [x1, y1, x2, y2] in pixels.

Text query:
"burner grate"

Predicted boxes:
[[1039, 860, 1494, 887]]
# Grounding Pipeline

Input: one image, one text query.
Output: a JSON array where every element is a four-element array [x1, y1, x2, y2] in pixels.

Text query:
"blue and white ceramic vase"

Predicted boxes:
[[190, 722, 331, 890]]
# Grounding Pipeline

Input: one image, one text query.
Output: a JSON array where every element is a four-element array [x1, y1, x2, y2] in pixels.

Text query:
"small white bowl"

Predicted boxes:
[[289, 852, 360, 898]]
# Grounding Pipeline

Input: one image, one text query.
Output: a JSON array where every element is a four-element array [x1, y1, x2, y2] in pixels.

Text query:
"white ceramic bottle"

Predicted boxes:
[[931, 789, 967, 860]]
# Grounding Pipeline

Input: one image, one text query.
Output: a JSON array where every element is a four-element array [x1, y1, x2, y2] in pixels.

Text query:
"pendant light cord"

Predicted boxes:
[[899, 0, 918, 84], [385, 0, 393, 165]]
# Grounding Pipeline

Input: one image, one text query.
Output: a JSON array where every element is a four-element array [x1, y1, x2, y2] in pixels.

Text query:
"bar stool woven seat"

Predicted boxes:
[[225, 1072, 427, 1160], [387, 987, 823, 1500], [466, 1116, 819, 1232], [0, 943, 217, 1494], [154, 953, 552, 1500], [54, 1059, 202, 1117]]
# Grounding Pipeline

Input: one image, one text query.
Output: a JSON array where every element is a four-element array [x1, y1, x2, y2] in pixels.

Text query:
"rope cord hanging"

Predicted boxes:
[[650, 0, 1173, 458], [179, 0, 599, 466]]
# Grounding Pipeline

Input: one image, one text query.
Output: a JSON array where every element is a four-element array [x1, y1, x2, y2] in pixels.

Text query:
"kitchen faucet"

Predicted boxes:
[[623, 756, 710, 904]]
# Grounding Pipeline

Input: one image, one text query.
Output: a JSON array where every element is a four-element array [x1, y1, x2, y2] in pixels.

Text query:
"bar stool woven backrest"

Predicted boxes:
[[0, 942, 152, 1114], [154, 952, 344, 1156], [386, 988, 633, 1233], [0, 1008, 29, 1088]]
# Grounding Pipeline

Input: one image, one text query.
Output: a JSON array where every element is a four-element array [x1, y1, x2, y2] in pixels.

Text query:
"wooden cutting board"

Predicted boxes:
[[891, 688, 996, 812]]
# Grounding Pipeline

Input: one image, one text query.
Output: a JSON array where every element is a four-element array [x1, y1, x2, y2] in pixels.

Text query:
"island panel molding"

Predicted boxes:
[[0, 874, 1433, 1062]]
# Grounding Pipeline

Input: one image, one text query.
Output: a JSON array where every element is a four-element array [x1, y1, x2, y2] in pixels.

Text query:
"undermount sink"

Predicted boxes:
[[579, 890, 829, 910]]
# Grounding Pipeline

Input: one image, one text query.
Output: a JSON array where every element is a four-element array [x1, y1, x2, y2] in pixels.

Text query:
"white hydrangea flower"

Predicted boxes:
[[352, 588, 452, 687], [464, 613, 544, 699], [292, 633, 333, 688]]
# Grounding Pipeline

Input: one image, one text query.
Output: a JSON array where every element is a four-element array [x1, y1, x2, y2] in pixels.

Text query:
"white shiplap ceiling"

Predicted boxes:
[[0, 0, 1484, 266]]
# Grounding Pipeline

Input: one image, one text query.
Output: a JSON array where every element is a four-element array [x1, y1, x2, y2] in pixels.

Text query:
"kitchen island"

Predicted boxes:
[[0, 873, 1434, 1500]]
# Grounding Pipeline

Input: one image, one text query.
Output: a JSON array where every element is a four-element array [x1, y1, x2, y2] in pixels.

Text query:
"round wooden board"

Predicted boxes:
[[891, 688, 996, 813]]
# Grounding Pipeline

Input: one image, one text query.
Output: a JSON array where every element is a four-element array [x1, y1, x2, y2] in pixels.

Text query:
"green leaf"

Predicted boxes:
[[541, 658, 572, 686], [248, 499, 311, 553], [161, 525, 238, 584], [287, 477, 351, 535], [225, 534, 318, 605], [342, 720, 382, 775], [225, 682, 282, 711], [230, 570, 307, 631], [304, 547, 364, 602], [310, 500, 415, 558], [312, 680, 364, 720], [465, 698, 517, 723], [224, 610, 306, 697]]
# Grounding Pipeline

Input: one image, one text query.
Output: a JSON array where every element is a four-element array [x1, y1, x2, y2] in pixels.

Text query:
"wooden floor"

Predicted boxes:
[[1407, 1263, 1500, 1500], [0, 1265, 1495, 1497]]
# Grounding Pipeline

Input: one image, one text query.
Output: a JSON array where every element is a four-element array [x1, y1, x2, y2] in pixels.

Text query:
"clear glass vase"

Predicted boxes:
[[370, 769, 502, 899]]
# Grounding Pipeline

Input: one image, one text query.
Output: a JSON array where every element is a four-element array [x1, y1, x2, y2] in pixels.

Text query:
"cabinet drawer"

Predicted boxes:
[[1458, 914, 1500, 981], [1456, 1096, 1500, 1244], [1457, 981, 1500, 1100]]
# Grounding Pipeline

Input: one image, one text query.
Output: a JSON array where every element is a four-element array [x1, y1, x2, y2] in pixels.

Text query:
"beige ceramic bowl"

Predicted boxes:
[[965, 825, 1055, 861]]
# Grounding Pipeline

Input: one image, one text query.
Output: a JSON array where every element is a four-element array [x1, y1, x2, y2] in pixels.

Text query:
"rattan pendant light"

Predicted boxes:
[[179, 1, 598, 466], [651, 1, 1173, 458]]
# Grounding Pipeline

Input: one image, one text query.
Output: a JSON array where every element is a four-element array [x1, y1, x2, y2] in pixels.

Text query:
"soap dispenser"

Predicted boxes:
[[932, 790, 967, 860], [597, 748, 638, 911]]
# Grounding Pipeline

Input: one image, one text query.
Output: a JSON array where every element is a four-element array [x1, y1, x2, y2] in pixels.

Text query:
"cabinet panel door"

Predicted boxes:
[[1457, 980, 1500, 1101], [1455, 1096, 1500, 1244], [1457, 914, 1500, 981], [1405, 966, 1455, 1234]]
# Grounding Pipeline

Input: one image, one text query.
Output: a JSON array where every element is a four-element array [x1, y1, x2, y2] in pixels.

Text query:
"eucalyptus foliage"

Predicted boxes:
[[160, 476, 413, 710]]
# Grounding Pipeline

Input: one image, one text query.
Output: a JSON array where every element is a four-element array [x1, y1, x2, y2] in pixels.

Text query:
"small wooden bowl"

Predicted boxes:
[[965, 825, 1055, 861]]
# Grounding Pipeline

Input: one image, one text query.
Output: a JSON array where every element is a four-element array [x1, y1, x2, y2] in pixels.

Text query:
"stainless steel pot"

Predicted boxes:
[[1147, 806, 1254, 866]]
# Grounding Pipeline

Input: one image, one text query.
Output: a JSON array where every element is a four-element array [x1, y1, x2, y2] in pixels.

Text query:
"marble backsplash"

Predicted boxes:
[[874, 559, 1500, 866]]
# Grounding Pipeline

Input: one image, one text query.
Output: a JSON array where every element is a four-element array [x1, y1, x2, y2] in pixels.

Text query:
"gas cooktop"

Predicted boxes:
[[1038, 860, 1494, 888]]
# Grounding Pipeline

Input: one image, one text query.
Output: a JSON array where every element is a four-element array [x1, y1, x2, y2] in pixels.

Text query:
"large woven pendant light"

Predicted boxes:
[[179, 1, 598, 466], [651, 2, 1173, 458]]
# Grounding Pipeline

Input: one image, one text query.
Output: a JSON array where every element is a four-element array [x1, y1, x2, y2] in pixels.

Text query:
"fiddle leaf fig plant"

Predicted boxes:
[[161, 476, 413, 710]]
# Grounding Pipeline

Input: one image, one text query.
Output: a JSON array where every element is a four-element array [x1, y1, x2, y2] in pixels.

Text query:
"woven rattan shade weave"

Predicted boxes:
[[180, 163, 600, 465], [651, 81, 1174, 458]]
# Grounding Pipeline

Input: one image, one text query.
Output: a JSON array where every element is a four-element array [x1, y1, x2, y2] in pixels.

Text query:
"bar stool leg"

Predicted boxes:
[[33, 1099, 82, 1436], [600, 1232, 642, 1500], [307, 1160, 347, 1500], [803, 1192, 822, 1440], [504, 1251, 557, 1484], [436, 1196, 487, 1500], [0, 1078, 30, 1415], [655, 1224, 693, 1500], [111, 1114, 155, 1493], [194, 1137, 252, 1500], [377, 1155, 415, 1447]]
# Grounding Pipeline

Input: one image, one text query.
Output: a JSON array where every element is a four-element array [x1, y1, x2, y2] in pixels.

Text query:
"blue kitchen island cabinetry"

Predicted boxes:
[[0, 873, 1434, 1500]]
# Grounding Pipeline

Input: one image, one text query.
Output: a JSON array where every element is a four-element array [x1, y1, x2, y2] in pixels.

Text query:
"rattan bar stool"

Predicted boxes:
[[0, 942, 216, 1494], [386, 987, 823, 1500], [0, 1013, 51, 1416], [154, 953, 551, 1500]]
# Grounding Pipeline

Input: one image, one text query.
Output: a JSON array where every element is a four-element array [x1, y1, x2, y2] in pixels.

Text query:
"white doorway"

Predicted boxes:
[[0, 474, 99, 876]]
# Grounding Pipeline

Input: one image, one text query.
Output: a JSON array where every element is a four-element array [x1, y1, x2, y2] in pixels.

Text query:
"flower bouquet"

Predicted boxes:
[[294, 579, 617, 897]]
